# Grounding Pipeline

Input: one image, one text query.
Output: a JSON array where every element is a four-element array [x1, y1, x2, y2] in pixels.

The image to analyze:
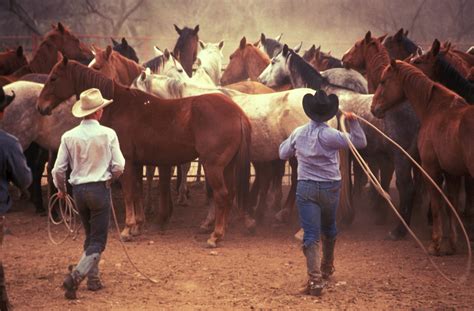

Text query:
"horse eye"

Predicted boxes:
[[50, 77, 57, 82], [178, 68, 183, 73], [271, 59, 276, 65]]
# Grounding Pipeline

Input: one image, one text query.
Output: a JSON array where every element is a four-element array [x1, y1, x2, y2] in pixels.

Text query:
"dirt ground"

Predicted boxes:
[[2, 181, 474, 310]]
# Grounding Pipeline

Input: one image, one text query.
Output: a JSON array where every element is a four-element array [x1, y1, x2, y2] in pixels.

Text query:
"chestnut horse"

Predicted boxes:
[[0, 22, 93, 87], [0, 46, 27, 75], [372, 59, 474, 255], [37, 57, 253, 248], [173, 24, 199, 78]]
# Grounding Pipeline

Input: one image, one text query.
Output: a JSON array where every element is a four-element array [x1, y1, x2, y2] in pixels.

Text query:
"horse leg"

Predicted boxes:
[[195, 159, 203, 183], [255, 162, 272, 224], [275, 157, 297, 223], [352, 156, 368, 206], [144, 166, 155, 215], [157, 165, 173, 231], [131, 164, 145, 236], [248, 162, 261, 209], [120, 164, 138, 241], [426, 169, 444, 256], [24, 143, 48, 214], [270, 159, 285, 212], [388, 153, 416, 240], [177, 162, 191, 205], [445, 174, 462, 255], [465, 176, 474, 241], [376, 156, 394, 223], [199, 181, 215, 233]]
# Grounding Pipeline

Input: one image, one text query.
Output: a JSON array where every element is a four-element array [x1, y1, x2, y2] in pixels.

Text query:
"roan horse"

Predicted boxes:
[[372, 59, 474, 256], [37, 57, 254, 248], [0, 46, 27, 75], [173, 24, 199, 78], [112, 37, 139, 63]]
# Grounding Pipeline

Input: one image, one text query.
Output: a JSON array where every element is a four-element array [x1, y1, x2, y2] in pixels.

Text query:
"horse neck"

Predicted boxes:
[[68, 62, 115, 99], [245, 48, 269, 80], [435, 57, 474, 103], [114, 54, 144, 86], [289, 53, 324, 89], [365, 43, 390, 93], [443, 51, 470, 76]]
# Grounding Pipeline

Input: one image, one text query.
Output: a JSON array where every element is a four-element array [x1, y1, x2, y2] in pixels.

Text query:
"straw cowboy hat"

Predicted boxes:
[[72, 88, 113, 118], [302, 90, 339, 122], [0, 87, 16, 112]]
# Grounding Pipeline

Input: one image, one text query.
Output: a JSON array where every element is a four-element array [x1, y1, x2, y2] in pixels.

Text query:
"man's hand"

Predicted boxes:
[[57, 191, 66, 199], [343, 111, 357, 121]]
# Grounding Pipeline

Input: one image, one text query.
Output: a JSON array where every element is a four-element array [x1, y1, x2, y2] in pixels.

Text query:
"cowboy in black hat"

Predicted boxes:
[[0, 86, 31, 310], [279, 90, 367, 296]]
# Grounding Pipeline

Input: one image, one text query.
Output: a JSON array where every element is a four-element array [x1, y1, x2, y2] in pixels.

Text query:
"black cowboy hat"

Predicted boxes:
[[302, 90, 339, 122], [0, 87, 15, 112]]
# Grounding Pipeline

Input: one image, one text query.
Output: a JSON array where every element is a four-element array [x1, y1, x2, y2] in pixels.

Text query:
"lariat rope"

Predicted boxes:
[[47, 191, 158, 284], [340, 113, 471, 284]]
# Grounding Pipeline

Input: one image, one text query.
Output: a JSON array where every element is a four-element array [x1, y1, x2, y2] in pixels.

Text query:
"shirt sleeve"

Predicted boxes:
[[279, 129, 298, 160], [6, 139, 32, 190], [319, 119, 367, 150], [110, 132, 125, 179], [51, 136, 69, 193]]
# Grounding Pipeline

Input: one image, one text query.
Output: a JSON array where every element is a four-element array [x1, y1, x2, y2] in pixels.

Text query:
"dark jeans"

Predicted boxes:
[[296, 180, 341, 248], [73, 182, 111, 255]]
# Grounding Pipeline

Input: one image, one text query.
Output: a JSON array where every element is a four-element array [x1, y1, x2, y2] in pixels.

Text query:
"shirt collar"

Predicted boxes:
[[80, 119, 100, 126], [310, 120, 325, 127]]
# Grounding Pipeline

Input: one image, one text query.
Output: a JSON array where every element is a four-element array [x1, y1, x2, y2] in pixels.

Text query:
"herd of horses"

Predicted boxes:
[[0, 23, 473, 254]]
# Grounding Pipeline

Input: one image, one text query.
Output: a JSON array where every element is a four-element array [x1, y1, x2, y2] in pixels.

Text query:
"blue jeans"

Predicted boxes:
[[73, 182, 111, 255], [296, 180, 341, 248]]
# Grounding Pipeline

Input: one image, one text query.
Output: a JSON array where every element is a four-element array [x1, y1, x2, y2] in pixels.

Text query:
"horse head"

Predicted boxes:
[[342, 31, 381, 71], [257, 33, 284, 58], [173, 24, 199, 77], [89, 45, 116, 80], [0, 46, 28, 75], [371, 59, 405, 118], [112, 37, 139, 63], [44, 22, 93, 65], [258, 44, 292, 88], [145, 47, 188, 80], [409, 39, 441, 79], [197, 40, 224, 84], [382, 28, 423, 60]]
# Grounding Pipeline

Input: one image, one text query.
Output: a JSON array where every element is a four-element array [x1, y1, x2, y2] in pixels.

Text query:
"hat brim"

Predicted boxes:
[[302, 93, 339, 123], [72, 98, 113, 118]]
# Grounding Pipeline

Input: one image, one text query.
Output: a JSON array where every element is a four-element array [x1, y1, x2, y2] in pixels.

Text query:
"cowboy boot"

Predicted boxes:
[[87, 260, 104, 291], [302, 242, 325, 296], [63, 252, 101, 299], [321, 237, 336, 280]]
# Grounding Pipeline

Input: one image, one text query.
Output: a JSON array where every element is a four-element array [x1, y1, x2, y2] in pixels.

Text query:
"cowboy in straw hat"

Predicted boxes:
[[279, 90, 367, 296], [52, 88, 125, 299]]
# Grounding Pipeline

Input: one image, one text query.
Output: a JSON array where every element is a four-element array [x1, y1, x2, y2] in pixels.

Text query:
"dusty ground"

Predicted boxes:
[[2, 181, 474, 310]]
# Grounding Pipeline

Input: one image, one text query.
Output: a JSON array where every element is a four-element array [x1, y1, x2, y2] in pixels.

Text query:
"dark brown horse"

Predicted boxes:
[[0, 22, 93, 87], [0, 46, 27, 75], [381, 28, 422, 61], [372, 60, 474, 255], [173, 24, 199, 78], [37, 57, 253, 248], [302, 45, 343, 71]]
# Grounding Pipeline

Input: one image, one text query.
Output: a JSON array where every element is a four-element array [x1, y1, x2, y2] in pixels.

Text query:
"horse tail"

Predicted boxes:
[[235, 115, 252, 216]]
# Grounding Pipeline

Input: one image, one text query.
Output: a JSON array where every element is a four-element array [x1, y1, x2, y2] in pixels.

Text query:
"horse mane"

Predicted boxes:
[[68, 61, 115, 99], [173, 27, 197, 55], [441, 49, 470, 76], [142, 55, 164, 73], [396, 61, 465, 108], [288, 49, 325, 89], [399, 36, 420, 55], [436, 55, 474, 103], [111, 51, 143, 82], [245, 44, 270, 62], [164, 77, 184, 98], [320, 53, 343, 68]]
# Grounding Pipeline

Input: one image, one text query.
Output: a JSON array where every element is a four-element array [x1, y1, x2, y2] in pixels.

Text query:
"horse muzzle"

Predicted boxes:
[[370, 105, 385, 119]]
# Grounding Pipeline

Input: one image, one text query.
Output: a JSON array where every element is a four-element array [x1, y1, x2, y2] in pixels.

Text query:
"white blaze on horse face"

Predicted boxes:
[[258, 52, 289, 88], [88, 58, 96, 68]]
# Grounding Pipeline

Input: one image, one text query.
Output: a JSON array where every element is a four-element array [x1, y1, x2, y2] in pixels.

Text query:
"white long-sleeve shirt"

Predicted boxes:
[[52, 120, 125, 192]]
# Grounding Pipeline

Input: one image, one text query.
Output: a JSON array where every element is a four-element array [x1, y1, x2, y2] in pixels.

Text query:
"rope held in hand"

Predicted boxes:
[[340, 113, 471, 284]]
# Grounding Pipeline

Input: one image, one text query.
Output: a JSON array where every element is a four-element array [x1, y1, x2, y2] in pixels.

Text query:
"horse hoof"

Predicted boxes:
[[274, 209, 290, 223], [130, 226, 141, 237], [428, 243, 441, 256], [120, 233, 132, 242], [244, 217, 257, 235], [206, 239, 217, 248], [386, 228, 406, 241]]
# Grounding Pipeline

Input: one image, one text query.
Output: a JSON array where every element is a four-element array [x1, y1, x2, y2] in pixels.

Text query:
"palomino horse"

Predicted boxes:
[[0, 22, 93, 87], [372, 59, 474, 255], [37, 57, 254, 248], [411, 39, 474, 104], [112, 37, 139, 63], [381, 28, 423, 60], [302, 45, 343, 71], [173, 24, 199, 78], [342, 31, 422, 239], [0, 46, 27, 75]]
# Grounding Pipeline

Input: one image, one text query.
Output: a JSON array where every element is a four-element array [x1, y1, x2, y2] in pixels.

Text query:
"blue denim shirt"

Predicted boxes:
[[0, 130, 32, 214], [279, 119, 366, 181]]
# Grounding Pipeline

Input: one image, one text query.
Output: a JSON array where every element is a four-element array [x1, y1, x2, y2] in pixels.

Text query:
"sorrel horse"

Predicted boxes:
[[173, 24, 199, 78], [37, 57, 253, 248], [372, 59, 474, 255], [112, 37, 139, 63], [410, 39, 474, 104], [342, 31, 422, 238], [0, 46, 27, 75], [302, 45, 343, 71], [0, 22, 93, 87]]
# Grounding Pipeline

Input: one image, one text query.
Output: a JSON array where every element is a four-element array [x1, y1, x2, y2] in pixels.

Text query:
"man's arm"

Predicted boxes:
[[279, 129, 298, 160], [320, 115, 367, 150], [51, 137, 69, 193], [6, 139, 32, 190], [110, 133, 125, 180]]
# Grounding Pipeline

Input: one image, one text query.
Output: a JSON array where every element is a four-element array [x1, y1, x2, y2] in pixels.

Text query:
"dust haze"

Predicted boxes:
[[1, 0, 473, 62]]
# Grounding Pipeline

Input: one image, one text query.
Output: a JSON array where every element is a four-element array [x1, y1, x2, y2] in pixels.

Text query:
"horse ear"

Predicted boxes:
[[164, 48, 170, 60], [395, 28, 404, 41], [404, 30, 409, 37], [309, 44, 315, 53], [294, 42, 303, 54], [276, 33, 283, 42], [193, 25, 200, 35], [316, 45, 321, 53], [432, 39, 440, 57], [91, 45, 96, 56], [260, 33, 266, 43], [111, 38, 119, 47], [154, 46, 163, 57], [105, 45, 112, 60], [174, 24, 182, 35], [282, 44, 289, 56], [61, 54, 69, 66], [390, 58, 397, 69], [140, 71, 146, 81], [218, 40, 224, 50], [239, 37, 246, 49], [57, 22, 65, 33], [199, 40, 205, 50], [196, 58, 202, 67], [365, 31, 372, 43], [121, 38, 128, 46], [378, 34, 387, 42], [16, 46, 23, 57]]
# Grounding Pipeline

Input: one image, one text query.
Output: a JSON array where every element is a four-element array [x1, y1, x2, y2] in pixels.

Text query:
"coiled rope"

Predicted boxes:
[[340, 113, 471, 284]]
